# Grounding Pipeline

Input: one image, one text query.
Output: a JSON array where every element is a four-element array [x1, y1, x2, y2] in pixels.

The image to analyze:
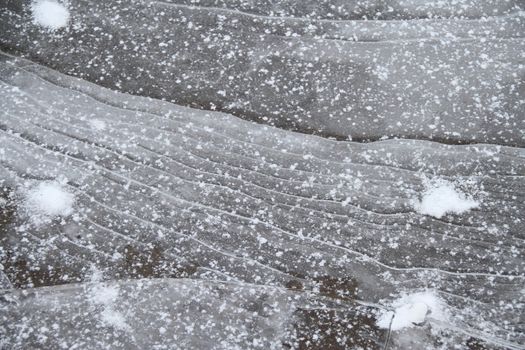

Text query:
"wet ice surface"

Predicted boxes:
[[0, 1, 524, 349]]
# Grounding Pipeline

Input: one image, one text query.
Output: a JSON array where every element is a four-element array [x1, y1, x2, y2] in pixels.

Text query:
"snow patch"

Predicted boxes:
[[415, 182, 479, 218], [377, 291, 448, 331], [31, 0, 70, 30], [23, 181, 74, 224]]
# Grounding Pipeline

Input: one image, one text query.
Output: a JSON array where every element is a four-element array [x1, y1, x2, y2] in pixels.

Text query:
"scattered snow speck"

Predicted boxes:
[[0, 198, 6, 208], [23, 182, 74, 223], [31, 0, 70, 30], [88, 119, 106, 131], [377, 291, 448, 331], [415, 183, 479, 218]]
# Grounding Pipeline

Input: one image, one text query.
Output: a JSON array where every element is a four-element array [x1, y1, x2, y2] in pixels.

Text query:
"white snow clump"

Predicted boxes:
[[23, 181, 74, 223], [415, 182, 479, 218], [31, 0, 70, 30], [376, 291, 448, 331]]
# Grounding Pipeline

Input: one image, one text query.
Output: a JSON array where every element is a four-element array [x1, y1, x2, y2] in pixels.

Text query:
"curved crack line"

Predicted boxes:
[[4, 102, 515, 249], [61, 180, 302, 283], [0, 75, 429, 188], [0, 106, 419, 220], [150, 1, 524, 26], [2, 123, 520, 276], [0, 96, 497, 233], [4, 128, 523, 280], [5, 110, 502, 251], [10, 63, 524, 178]]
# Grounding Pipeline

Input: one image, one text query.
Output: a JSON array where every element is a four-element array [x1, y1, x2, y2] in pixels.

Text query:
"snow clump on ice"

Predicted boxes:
[[31, 0, 70, 30], [376, 291, 448, 331], [23, 181, 74, 223], [415, 182, 479, 218]]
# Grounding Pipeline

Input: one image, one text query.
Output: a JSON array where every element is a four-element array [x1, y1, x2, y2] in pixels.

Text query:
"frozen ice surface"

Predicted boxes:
[[1, 0, 524, 145], [0, 0, 524, 349], [30, 0, 69, 30], [0, 52, 523, 349], [1, 278, 347, 349]]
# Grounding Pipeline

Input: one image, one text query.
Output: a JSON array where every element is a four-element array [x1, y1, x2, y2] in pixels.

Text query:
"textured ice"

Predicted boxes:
[[0, 0, 524, 349], [0, 52, 523, 349], [1, 0, 524, 145]]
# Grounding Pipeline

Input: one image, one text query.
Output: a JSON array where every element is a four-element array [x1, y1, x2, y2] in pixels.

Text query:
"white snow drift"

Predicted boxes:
[[415, 182, 479, 218], [23, 181, 74, 223], [31, 0, 70, 30], [377, 291, 448, 331]]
